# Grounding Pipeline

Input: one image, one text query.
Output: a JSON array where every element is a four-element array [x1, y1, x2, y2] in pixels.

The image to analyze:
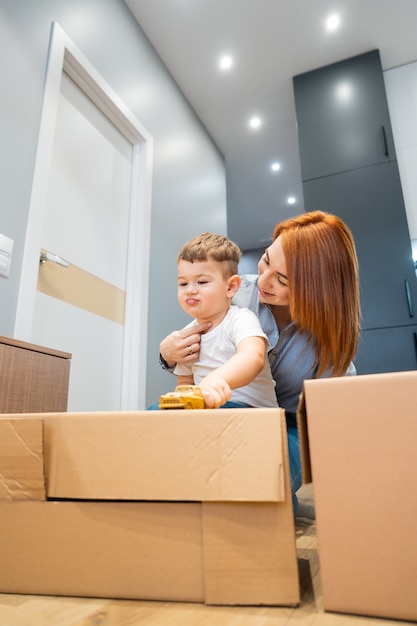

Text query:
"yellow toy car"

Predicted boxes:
[[159, 385, 206, 409]]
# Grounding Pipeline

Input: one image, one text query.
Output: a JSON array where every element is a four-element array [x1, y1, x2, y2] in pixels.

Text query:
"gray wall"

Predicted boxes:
[[239, 247, 265, 276], [0, 0, 227, 406]]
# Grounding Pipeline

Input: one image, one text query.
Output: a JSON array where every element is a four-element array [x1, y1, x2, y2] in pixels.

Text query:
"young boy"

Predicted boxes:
[[174, 232, 277, 408]]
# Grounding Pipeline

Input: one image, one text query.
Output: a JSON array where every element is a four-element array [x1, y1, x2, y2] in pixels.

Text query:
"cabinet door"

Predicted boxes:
[[0, 340, 70, 413], [303, 162, 417, 330], [293, 49, 396, 181], [355, 325, 417, 374]]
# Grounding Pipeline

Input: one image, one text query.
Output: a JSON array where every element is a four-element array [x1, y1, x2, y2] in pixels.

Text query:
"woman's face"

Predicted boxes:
[[257, 235, 290, 306]]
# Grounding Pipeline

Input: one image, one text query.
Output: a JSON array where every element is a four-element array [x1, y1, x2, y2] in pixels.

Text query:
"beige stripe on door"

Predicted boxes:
[[37, 253, 125, 325]]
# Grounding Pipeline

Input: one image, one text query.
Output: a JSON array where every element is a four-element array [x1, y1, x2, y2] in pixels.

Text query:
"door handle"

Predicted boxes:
[[39, 250, 69, 268]]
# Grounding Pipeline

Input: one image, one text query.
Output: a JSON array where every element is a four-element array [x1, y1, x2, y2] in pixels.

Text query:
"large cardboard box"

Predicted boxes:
[[298, 371, 417, 623], [0, 408, 300, 606]]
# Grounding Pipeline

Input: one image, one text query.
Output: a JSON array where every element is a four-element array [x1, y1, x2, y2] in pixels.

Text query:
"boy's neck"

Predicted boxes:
[[194, 304, 232, 329]]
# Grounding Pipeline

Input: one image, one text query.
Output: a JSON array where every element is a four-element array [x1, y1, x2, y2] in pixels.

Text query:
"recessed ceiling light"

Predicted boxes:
[[271, 162, 281, 172], [287, 196, 296, 205], [326, 13, 340, 31], [219, 55, 233, 70], [249, 116, 261, 129]]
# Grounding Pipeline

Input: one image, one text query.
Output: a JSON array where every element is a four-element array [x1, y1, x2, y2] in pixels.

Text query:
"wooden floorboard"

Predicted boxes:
[[0, 484, 414, 626]]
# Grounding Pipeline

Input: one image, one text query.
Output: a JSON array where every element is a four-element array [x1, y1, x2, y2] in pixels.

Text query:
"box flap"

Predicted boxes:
[[0, 418, 45, 500], [45, 408, 286, 502]]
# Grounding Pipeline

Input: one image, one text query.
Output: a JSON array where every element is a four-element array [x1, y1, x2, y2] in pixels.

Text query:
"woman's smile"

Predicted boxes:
[[258, 285, 274, 300]]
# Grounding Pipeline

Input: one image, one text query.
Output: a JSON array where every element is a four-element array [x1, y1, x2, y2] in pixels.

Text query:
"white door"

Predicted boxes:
[[15, 23, 153, 411], [34, 72, 131, 411]]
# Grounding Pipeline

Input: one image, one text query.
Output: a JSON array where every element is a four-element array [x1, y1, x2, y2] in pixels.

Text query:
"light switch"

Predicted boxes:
[[0, 234, 14, 278]]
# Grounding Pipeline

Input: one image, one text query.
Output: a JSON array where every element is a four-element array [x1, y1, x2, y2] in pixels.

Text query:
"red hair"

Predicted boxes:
[[273, 211, 360, 377]]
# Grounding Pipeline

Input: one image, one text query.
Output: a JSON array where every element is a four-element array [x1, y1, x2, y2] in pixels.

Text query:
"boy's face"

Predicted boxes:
[[177, 259, 237, 324]]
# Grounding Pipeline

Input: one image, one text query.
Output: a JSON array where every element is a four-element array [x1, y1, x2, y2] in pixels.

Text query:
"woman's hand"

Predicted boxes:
[[160, 321, 212, 367]]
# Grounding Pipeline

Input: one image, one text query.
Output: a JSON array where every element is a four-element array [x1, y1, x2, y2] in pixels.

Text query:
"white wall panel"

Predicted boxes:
[[385, 62, 417, 240]]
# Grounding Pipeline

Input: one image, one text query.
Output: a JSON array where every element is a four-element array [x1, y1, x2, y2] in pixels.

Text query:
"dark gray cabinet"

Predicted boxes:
[[356, 326, 417, 374], [293, 49, 396, 180], [302, 162, 417, 330], [293, 49, 417, 373]]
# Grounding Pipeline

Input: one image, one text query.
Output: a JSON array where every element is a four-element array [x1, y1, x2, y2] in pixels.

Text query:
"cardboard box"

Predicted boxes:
[[0, 418, 45, 500], [298, 371, 417, 622], [0, 501, 205, 601], [0, 408, 300, 606], [44, 410, 285, 501]]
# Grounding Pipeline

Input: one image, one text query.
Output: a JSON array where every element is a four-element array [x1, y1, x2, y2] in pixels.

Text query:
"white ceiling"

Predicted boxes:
[[125, 0, 417, 251]]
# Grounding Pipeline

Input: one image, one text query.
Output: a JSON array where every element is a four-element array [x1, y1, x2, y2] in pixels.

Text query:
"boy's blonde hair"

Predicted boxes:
[[177, 233, 241, 277]]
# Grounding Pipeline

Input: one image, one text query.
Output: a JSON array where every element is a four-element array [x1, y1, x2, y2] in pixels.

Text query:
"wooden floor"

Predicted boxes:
[[0, 484, 414, 626]]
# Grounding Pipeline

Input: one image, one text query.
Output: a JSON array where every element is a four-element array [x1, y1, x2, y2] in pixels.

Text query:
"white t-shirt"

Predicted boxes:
[[174, 305, 278, 408]]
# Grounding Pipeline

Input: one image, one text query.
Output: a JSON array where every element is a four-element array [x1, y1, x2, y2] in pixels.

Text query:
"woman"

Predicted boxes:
[[159, 211, 361, 511]]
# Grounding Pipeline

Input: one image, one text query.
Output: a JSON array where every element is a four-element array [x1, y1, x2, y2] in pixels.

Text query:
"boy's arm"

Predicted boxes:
[[177, 374, 195, 386], [200, 336, 266, 408]]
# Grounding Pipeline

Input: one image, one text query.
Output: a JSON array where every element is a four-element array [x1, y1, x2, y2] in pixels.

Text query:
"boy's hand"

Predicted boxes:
[[200, 374, 232, 408], [160, 322, 212, 367]]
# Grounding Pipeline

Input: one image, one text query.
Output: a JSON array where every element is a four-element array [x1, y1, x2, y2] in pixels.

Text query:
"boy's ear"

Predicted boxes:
[[227, 274, 241, 298]]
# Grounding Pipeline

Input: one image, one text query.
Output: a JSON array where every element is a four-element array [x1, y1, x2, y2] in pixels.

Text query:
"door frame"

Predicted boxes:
[[14, 22, 154, 409]]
